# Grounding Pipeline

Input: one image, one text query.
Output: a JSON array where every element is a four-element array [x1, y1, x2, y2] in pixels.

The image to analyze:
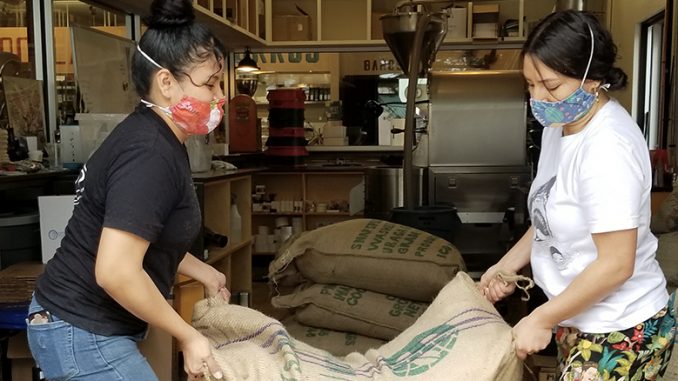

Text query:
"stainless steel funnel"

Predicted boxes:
[[381, 5, 448, 209], [381, 12, 448, 76]]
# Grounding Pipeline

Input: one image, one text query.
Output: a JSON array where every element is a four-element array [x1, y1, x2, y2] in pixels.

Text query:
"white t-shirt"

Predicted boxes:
[[529, 99, 668, 333]]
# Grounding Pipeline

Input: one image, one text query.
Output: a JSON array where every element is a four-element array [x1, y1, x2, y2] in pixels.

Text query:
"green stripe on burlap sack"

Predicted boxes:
[[272, 283, 428, 340], [283, 317, 387, 356], [269, 219, 465, 302], [193, 272, 522, 381]]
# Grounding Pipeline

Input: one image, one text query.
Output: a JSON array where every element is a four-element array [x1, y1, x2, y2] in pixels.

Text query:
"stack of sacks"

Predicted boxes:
[[650, 188, 678, 290], [268, 219, 466, 356], [193, 272, 522, 381], [651, 188, 678, 376], [0, 129, 9, 163]]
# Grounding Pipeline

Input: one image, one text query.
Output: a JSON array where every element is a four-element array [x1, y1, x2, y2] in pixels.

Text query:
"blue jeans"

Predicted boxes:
[[26, 296, 158, 381]]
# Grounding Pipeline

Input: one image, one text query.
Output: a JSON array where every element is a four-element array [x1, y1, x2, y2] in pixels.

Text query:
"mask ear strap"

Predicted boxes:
[[580, 24, 595, 88], [136, 44, 164, 70]]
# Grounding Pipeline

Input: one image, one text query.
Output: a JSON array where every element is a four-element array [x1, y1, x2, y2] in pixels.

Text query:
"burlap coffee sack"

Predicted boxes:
[[269, 219, 465, 301], [272, 283, 427, 340], [193, 272, 522, 381], [656, 232, 678, 287], [283, 317, 387, 356], [651, 188, 678, 234]]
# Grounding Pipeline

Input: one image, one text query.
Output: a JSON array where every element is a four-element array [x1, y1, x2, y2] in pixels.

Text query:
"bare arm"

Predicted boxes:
[[178, 253, 230, 300], [531, 228, 636, 326], [512, 228, 637, 359], [479, 226, 534, 302], [95, 227, 223, 379]]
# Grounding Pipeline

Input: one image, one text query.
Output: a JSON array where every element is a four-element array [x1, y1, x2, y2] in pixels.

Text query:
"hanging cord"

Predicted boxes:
[[494, 271, 540, 380], [496, 271, 535, 301]]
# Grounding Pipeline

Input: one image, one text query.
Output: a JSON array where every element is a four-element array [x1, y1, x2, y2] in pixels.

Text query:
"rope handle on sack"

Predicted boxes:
[[496, 271, 535, 301]]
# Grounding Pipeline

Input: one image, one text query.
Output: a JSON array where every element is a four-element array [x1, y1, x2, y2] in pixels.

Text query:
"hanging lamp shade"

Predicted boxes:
[[236, 48, 260, 72]]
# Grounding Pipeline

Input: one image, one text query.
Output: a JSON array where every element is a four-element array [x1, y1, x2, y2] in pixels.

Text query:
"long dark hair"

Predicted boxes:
[[131, 0, 225, 98], [523, 10, 627, 90]]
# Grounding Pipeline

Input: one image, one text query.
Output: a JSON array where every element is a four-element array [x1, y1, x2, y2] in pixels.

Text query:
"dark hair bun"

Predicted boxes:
[[605, 67, 627, 91], [145, 0, 195, 28]]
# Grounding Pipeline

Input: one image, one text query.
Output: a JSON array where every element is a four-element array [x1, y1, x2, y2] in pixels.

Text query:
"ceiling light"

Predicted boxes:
[[236, 48, 260, 72]]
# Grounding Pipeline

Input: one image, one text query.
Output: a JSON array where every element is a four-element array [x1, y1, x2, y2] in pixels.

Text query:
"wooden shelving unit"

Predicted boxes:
[[251, 171, 365, 255], [174, 171, 255, 321]]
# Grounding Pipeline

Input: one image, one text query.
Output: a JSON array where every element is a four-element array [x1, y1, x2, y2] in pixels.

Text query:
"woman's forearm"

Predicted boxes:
[[499, 226, 534, 273], [96, 227, 198, 343], [531, 229, 636, 327], [178, 252, 211, 282]]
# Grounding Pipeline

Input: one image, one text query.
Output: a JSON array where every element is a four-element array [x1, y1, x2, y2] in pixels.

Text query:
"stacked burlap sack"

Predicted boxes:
[[267, 219, 466, 356], [193, 271, 523, 381], [650, 188, 678, 378]]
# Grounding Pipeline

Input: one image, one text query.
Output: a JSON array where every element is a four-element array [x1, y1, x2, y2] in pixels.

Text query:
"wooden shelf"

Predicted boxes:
[[253, 212, 304, 216], [206, 238, 253, 265], [306, 212, 362, 216], [94, 0, 266, 49]]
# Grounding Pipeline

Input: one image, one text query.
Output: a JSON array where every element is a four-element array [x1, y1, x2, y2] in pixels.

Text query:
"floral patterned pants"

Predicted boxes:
[[555, 295, 676, 381]]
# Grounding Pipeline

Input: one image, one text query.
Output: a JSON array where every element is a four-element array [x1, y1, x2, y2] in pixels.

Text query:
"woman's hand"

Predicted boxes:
[[478, 264, 517, 303], [181, 330, 223, 380], [512, 314, 553, 360], [178, 254, 231, 302], [203, 266, 231, 302]]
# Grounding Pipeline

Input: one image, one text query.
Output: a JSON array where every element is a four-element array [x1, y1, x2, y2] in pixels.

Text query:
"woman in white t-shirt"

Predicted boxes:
[[479, 10, 675, 380]]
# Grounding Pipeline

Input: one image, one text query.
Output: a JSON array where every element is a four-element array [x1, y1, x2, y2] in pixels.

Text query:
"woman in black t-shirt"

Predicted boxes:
[[28, 1, 229, 380]]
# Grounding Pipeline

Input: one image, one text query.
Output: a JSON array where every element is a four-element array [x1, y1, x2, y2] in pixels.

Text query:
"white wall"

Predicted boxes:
[[609, 0, 666, 113]]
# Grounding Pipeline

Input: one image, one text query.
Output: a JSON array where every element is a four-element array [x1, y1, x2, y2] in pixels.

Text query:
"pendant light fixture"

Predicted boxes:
[[236, 48, 260, 72]]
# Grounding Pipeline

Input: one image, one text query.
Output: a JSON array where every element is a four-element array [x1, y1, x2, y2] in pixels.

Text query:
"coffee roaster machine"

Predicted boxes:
[[427, 70, 531, 274], [379, 2, 532, 275]]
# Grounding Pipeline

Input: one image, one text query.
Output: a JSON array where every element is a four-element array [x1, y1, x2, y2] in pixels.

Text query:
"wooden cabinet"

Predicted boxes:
[[174, 170, 255, 323], [263, 0, 555, 46], [251, 171, 365, 255]]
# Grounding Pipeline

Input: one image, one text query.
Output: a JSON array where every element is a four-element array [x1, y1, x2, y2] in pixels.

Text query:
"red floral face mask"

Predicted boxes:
[[143, 96, 225, 135], [137, 44, 225, 135]]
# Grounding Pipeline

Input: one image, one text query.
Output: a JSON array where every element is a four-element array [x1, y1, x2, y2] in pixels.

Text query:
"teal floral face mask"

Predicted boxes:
[[529, 86, 597, 128], [529, 24, 608, 128]]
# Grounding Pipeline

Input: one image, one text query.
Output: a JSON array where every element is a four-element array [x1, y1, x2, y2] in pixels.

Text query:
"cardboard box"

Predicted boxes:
[[528, 355, 558, 381], [323, 137, 349, 146], [539, 367, 556, 381], [473, 4, 499, 14], [272, 15, 312, 41], [446, 7, 468, 39], [38, 195, 75, 263], [7, 331, 38, 381], [371, 13, 384, 40], [322, 125, 346, 138]]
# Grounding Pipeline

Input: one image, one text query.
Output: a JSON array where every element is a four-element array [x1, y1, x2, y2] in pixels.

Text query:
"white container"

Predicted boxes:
[[275, 216, 290, 228], [186, 134, 213, 173], [38, 195, 75, 263], [230, 203, 242, 244]]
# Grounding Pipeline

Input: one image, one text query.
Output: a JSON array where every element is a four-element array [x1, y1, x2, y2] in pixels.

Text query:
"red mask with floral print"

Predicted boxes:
[[137, 44, 225, 135]]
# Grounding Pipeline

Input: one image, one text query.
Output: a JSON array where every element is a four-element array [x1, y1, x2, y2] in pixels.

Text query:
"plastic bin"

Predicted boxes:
[[0, 211, 41, 270]]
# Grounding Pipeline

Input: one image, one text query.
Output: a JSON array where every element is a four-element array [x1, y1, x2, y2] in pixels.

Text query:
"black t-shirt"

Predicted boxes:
[[35, 104, 201, 336]]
